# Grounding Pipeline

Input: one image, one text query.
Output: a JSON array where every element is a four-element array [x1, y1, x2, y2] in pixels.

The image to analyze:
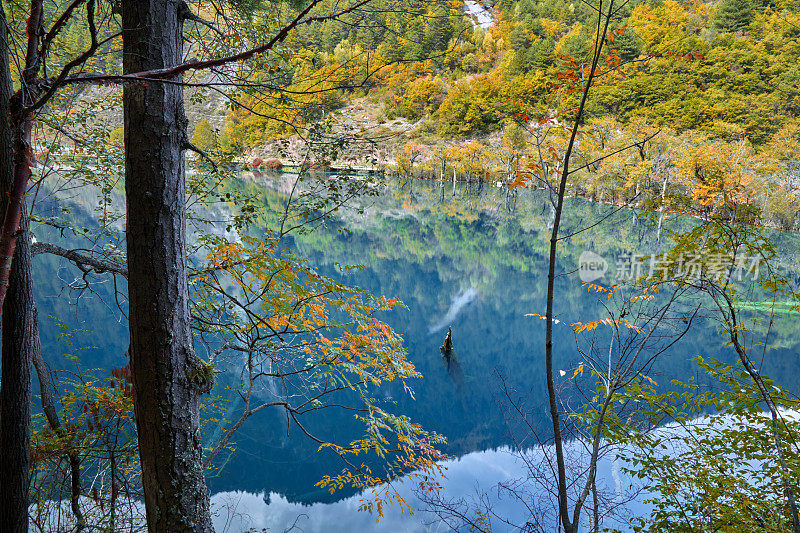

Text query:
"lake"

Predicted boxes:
[[28, 171, 800, 531]]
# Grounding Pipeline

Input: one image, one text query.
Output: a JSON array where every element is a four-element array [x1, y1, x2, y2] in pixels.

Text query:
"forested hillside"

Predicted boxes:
[[204, 0, 800, 139], [30, 0, 800, 227], [173, 0, 800, 229]]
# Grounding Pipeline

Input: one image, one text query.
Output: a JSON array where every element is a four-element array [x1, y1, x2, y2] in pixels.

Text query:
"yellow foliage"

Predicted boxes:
[[194, 233, 446, 503]]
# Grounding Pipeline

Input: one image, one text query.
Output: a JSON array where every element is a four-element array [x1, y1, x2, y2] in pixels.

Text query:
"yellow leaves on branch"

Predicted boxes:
[[675, 140, 756, 212], [571, 317, 615, 332], [315, 409, 448, 514], [630, 283, 659, 302], [570, 317, 644, 334], [583, 281, 620, 298], [198, 233, 443, 509]]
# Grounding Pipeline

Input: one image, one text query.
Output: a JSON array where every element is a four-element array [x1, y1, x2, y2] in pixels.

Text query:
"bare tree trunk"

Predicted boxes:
[[0, 2, 34, 529], [544, 5, 613, 531], [31, 306, 85, 529], [122, 1, 214, 531]]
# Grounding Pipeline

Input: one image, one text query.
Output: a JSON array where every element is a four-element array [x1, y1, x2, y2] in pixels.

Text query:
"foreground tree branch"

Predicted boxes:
[[30, 307, 86, 531], [31, 241, 128, 277], [543, 2, 616, 531]]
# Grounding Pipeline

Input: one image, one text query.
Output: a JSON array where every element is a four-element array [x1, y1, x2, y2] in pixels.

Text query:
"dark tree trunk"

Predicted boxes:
[[0, 206, 34, 533], [0, 2, 35, 531], [121, 1, 214, 531]]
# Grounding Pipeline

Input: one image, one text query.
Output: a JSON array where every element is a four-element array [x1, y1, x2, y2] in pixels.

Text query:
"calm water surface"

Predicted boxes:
[[30, 173, 800, 531]]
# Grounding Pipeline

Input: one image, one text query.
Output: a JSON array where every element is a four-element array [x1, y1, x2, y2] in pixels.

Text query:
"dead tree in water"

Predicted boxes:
[[440, 326, 453, 356]]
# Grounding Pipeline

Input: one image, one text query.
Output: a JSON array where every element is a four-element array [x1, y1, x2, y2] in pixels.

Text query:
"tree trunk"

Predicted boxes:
[[32, 306, 85, 529], [122, 1, 214, 531], [0, 197, 34, 533], [0, 2, 34, 530]]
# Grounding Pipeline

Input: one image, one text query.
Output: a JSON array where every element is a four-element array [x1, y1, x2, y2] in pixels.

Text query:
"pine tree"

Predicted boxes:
[[715, 0, 754, 33]]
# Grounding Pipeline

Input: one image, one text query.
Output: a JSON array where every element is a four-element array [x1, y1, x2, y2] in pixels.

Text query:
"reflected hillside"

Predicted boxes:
[[203, 173, 800, 500], [28, 172, 800, 503]]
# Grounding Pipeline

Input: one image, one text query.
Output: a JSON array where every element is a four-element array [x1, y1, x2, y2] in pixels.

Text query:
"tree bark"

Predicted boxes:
[[122, 1, 214, 531], [0, 0, 42, 312], [0, 200, 34, 533], [0, 2, 35, 530]]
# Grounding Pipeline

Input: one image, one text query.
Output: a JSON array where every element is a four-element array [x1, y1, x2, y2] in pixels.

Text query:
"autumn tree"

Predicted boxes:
[[491, 1, 683, 530]]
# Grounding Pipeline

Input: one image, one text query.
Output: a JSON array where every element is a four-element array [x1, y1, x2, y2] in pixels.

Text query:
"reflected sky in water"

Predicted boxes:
[[210, 442, 645, 533], [30, 175, 800, 530]]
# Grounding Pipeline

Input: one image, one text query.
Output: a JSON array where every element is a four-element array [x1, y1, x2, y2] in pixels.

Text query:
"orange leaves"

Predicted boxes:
[[508, 171, 533, 191], [512, 111, 530, 123], [556, 53, 578, 70], [572, 363, 585, 378], [553, 52, 587, 97], [605, 24, 628, 44], [605, 51, 622, 70], [620, 318, 644, 334], [571, 317, 613, 332], [630, 283, 659, 302], [570, 317, 643, 334], [583, 282, 620, 298], [639, 373, 659, 387], [402, 380, 416, 401]]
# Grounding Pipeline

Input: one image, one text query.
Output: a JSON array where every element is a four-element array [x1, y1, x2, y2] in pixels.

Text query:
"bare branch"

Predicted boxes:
[[31, 241, 127, 277]]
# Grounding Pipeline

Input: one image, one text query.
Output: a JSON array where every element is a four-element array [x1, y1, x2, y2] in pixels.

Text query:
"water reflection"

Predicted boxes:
[[210, 442, 644, 533], [438, 328, 465, 389], [429, 288, 479, 334], [30, 174, 800, 513]]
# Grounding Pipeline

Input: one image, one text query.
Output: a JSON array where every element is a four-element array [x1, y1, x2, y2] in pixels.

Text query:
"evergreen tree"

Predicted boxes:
[[529, 37, 556, 70], [424, 6, 453, 53], [523, 14, 545, 37], [509, 24, 530, 50], [715, 0, 755, 32], [613, 26, 642, 61], [406, 17, 428, 61]]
